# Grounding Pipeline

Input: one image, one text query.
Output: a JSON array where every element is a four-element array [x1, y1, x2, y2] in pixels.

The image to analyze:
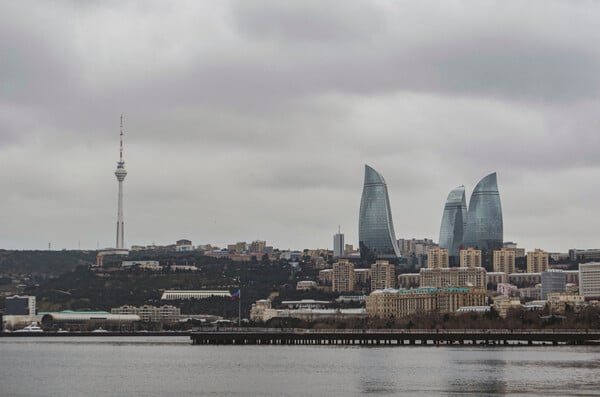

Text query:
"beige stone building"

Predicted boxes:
[[427, 247, 449, 269], [527, 249, 549, 273], [460, 248, 482, 267], [492, 296, 522, 318], [487, 272, 508, 286], [493, 248, 516, 274], [546, 293, 585, 313], [370, 260, 395, 291], [398, 273, 420, 289], [354, 268, 372, 290], [318, 269, 333, 285], [366, 287, 487, 318], [419, 267, 487, 289], [332, 259, 355, 292]]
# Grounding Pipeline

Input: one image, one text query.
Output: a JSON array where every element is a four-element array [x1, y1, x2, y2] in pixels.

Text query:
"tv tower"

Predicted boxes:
[[114, 115, 127, 249]]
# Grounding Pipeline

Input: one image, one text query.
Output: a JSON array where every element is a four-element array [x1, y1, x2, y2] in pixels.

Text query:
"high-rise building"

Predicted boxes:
[[359, 165, 400, 260], [332, 260, 355, 293], [370, 260, 395, 291], [438, 186, 467, 257], [460, 248, 482, 268], [114, 115, 128, 249], [541, 270, 566, 300], [463, 172, 503, 252], [527, 249, 549, 273], [493, 248, 516, 274], [333, 229, 344, 258], [427, 247, 449, 269], [579, 262, 600, 298]]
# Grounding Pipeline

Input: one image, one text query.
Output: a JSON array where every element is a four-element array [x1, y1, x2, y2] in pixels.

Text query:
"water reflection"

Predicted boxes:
[[444, 356, 508, 396]]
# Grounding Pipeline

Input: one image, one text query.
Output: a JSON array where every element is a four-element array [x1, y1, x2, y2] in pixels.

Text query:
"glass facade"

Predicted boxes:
[[463, 172, 503, 251], [438, 185, 467, 257], [359, 165, 400, 260]]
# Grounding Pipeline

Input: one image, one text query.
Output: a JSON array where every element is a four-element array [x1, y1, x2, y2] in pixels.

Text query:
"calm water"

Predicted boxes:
[[1, 336, 600, 396]]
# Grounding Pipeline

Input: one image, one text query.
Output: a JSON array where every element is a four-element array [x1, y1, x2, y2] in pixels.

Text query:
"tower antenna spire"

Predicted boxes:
[[115, 115, 128, 250], [119, 114, 124, 162]]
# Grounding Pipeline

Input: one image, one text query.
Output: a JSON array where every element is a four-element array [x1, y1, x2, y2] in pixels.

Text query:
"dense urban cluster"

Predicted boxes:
[[2, 165, 600, 333]]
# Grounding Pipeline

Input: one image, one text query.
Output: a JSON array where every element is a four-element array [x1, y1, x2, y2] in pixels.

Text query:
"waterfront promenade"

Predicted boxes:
[[191, 328, 600, 346]]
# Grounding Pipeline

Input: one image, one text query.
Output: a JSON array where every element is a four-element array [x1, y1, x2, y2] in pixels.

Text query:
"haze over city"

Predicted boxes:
[[2, 1, 600, 252]]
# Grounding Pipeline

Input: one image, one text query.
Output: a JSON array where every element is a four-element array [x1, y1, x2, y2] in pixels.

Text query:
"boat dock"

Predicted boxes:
[[190, 328, 600, 346]]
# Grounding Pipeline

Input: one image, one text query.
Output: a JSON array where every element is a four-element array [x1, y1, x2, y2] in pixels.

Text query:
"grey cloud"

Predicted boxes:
[[230, 0, 387, 43]]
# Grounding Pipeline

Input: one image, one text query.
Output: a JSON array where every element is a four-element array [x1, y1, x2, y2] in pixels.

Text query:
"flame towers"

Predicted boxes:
[[463, 172, 503, 252], [359, 165, 400, 260], [114, 116, 127, 249], [438, 185, 467, 257], [438, 173, 503, 268]]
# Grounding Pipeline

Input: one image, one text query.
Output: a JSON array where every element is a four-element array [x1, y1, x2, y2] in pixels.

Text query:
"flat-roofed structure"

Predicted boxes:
[[427, 247, 449, 269], [366, 287, 486, 318], [111, 305, 181, 323], [493, 248, 515, 274], [509, 273, 541, 287], [398, 273, 420, 289], [370, 260, 395, 291], [541, 270, 566, 300], [332, 260, 355, 292], [420, 267, 487, 289], [487, 272, 508, 287], [579, 262, 600, 298], [527, 249, 549, 273], [160, 290, 232, 300], [460, 248, 482, 268]]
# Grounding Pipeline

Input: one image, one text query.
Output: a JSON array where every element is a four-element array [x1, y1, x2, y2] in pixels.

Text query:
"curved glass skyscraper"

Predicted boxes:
[[359, 165, 400, 260], [463, 172, 503, 251], [438, 185, 467, 257]]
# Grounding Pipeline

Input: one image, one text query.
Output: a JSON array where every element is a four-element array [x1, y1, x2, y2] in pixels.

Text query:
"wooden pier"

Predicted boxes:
[[190, 328, 600, 346]]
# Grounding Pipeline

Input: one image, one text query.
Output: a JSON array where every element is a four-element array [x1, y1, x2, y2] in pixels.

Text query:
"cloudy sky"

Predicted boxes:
[[1, 1, 600, 252]]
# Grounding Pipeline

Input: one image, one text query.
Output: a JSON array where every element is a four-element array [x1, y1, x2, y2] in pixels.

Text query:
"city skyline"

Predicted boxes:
[[2, 2, 600, 252]]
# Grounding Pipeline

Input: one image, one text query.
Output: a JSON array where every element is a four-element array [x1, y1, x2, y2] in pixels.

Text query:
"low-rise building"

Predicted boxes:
[[497, 283, 518, 297], [509, 273, 541, 287], [518, 285, 541, 301], [546, 293, 585, 314], [318, 269, 333, 285], [366, 287, 486, 318], [420, 267, 487, 289], [487, 272, 508, 287], [492, 296, 522, 318], [296, 281, 318, 291], [398, 273, 420, 289], [160, 290, 232, 300], [111, 305, 181, 323]]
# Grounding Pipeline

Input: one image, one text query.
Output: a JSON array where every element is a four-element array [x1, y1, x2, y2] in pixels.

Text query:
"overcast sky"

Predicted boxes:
[[2, 1, 600, 252]]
